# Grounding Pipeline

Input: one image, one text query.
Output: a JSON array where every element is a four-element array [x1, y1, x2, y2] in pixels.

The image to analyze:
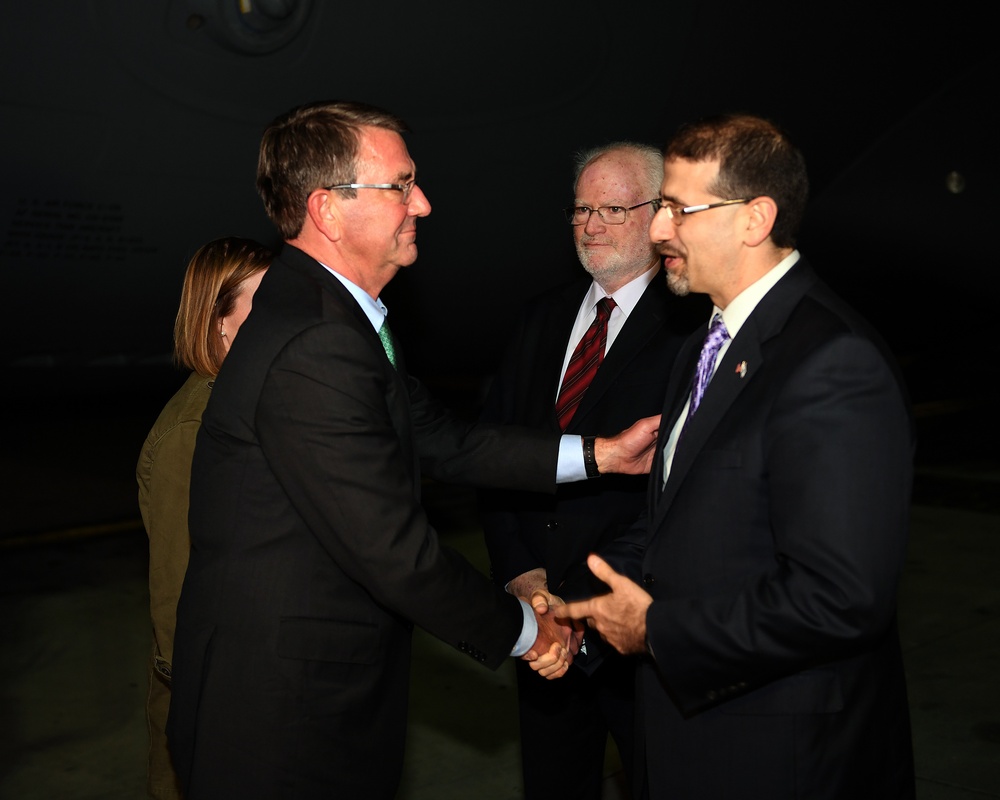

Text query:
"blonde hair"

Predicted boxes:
[[173, 237, 272, 377]]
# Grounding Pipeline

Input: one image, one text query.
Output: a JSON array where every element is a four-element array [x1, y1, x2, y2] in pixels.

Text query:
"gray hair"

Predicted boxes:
[[572, 142, 663, 197]]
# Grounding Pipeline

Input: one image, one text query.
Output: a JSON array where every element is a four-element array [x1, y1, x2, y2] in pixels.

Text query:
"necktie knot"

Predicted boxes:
[[595, 296, 615, 321], [703, 313, 729, 351]]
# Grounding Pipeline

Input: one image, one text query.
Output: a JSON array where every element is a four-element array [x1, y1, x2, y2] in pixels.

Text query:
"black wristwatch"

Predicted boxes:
[[583, 435, 601, 479]]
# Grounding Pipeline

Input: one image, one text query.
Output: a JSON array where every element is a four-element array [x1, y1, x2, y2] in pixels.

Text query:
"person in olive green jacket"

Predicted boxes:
[[136, 237, 270, 800]]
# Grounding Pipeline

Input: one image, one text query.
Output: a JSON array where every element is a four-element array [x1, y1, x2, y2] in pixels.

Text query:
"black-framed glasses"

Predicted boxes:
[[652, 198, 748, 225], [326, 180, 417, 203], [564, 200, 657, 226]]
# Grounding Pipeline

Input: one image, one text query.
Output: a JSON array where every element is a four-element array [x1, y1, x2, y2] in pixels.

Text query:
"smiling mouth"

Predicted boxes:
[[659, 248, 682, 266]]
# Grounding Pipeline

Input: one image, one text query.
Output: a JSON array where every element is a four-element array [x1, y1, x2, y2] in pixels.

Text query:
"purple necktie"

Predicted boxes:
[[686, 313, 729, 420]]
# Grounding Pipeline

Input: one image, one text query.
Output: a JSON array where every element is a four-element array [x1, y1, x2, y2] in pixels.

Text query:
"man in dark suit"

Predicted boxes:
[[562, 114, 915, 798], [167, 100, 660, 800], [479, 142, 701, 799]]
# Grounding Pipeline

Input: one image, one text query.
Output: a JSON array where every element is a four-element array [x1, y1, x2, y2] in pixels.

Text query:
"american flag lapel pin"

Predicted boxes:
[[735, 360, 747, 378]]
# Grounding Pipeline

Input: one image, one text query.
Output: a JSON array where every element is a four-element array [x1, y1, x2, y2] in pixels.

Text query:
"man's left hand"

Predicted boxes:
[[559, 554, 652, 655]]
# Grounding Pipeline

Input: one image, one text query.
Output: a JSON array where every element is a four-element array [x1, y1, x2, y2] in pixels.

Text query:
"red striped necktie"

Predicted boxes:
[[554, 296, 616, 430]]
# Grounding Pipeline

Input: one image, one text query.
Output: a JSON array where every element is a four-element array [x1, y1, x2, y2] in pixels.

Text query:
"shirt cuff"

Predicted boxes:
[[509, 598, 538, 657], [555, 435, 588, 483]]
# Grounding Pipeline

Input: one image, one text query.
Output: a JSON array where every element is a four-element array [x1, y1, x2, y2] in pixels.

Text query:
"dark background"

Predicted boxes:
[[1, 0, 996, 537]]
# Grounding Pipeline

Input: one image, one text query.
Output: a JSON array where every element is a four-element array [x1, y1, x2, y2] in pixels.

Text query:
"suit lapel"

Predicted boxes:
[[284, 244, 416, 454], [528, 281, 591, 430], [647, 333, 700, 518], [652, 259, 818, 522], [655, 333, 763, 516]]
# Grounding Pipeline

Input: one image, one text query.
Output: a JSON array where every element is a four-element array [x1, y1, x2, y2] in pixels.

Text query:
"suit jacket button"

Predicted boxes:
[[642, 574, 656, 587]]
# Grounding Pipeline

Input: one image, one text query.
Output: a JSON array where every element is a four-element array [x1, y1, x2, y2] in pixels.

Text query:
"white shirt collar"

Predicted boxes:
[[319, 262, 388, 332], [583, 262, 659, 318], [715, 250, 800, 340]]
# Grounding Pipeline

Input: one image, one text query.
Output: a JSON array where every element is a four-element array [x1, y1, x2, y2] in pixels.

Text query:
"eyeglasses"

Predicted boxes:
[[651, 198, 748, 225], [326, 180, 417, 203], [564, 200, 657, 226]]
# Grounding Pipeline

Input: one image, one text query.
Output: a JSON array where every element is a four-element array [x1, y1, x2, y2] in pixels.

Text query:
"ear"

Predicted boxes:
[[742, 196, 778, 247], [217, 316, 231, 353], [304, 189, 343, 243]]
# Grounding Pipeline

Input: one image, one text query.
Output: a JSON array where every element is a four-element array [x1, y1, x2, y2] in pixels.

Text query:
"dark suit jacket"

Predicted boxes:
[[168, 245, 560, 800], [611, 258, 915, 799], [479, 274, 697, 596]]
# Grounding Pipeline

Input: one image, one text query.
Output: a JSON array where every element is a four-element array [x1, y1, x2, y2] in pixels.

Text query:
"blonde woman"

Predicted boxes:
[[137, 237, 270, 799]]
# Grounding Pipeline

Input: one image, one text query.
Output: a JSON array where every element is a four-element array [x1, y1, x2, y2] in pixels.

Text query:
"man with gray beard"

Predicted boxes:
[[479, 142, 704, 799]]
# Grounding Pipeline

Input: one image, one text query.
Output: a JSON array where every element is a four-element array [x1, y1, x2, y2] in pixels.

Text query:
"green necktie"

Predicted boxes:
[[378, 320, 398, 369]]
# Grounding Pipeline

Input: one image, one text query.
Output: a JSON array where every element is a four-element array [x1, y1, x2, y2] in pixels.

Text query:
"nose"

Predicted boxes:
[[583, 209, 606, 235], [649, 206, 675, 243], [408, 184, 431, 217]]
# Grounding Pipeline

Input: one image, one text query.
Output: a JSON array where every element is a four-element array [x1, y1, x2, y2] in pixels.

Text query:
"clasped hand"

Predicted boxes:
[[512, 568, 582, 679]]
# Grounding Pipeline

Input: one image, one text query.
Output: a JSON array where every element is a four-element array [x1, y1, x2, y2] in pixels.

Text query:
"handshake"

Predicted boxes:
[[509, 417, 662, 679], [511, 556, 655, 680], [511, 568, 580, 680]]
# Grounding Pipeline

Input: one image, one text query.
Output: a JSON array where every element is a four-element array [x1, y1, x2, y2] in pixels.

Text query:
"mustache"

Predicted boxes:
[[656, 244, 683, 258]]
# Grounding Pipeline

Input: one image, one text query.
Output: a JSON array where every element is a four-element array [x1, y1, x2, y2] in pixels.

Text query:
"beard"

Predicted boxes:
[[576, 239, 654, 289], [665, 265, 690, 296], [658, 243, 690, 296]]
